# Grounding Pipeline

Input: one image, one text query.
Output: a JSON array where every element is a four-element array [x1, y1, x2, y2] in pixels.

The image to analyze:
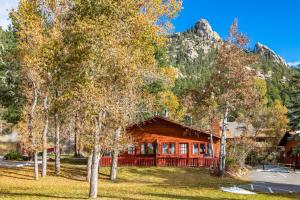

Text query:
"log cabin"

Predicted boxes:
[[278, 131, 300, 168], [101, 116, 221, 167]]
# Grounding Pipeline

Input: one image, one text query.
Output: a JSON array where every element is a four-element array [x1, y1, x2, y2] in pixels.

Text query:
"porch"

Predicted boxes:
[[100, 156, 219, 168]]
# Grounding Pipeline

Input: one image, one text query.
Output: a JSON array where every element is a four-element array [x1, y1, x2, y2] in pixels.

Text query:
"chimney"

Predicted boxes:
[[211, 118, 221, 137], [184, 115, 193, 126], [163, 108, 169, 118]]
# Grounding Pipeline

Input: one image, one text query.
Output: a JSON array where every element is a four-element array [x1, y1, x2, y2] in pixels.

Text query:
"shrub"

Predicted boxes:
[[4, 151, 23, 161], [226, 157, 239, 171]]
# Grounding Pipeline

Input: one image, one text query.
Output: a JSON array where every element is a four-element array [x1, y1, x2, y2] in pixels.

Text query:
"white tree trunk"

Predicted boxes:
[[219, 106, 229, 176], [55, 111, 61, 175], [86, 150, 93, 183], [209, 117, 215, 172], [42, 95, 49, 177], [110, 127, 121, 181], [74, 112, 81, 157], [89, 144, 100, 198], [89, 112, 106, 198], [29, 82, 38, 180], [34, 150, 39, 180]]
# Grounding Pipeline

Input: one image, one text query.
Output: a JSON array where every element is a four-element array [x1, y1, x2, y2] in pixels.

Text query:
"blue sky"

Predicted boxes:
[[1, 0, 299, 64], [172, 0, 300, 65], [0, 0, 18, 29]]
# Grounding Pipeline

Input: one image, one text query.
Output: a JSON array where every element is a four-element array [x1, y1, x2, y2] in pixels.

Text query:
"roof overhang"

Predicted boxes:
[[127, 116, 220, 139]]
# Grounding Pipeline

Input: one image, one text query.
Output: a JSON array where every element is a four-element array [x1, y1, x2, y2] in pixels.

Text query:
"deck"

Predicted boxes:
[[100, 156, 219, 168]]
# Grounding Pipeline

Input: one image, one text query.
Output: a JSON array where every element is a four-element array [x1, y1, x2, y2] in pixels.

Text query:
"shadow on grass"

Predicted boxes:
[[0, 191, 87, 199], [113, 167, 247, 190], [141, 193, 241, 200], [0, 167, 34, 180], [100, 191, 255, 200], [47, 163, 87, 182]]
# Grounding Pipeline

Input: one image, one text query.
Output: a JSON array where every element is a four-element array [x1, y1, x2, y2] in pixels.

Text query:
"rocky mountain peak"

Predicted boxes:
[[255, 42, 288, 67], [194, 19, 221, 43]]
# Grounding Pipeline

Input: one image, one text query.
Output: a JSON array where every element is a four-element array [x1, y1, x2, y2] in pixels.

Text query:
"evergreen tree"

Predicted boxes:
[[288, 68, 300, 130], [0, 27, 23, 124]]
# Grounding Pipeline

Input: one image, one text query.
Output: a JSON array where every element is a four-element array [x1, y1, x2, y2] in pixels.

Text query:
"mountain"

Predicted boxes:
[[168, 19, 289, 67], [167, 19, 221, 96], [255, 42, 289, 67], [288, 63, 300, 68], [167, 18, 294, 105], [168, 19, 221, 62]]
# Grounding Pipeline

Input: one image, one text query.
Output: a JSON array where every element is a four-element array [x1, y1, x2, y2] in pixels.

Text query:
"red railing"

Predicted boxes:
[[100, 156, 219, 168]]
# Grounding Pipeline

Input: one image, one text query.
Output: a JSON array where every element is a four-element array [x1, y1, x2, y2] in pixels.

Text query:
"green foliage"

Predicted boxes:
[[0, 27, 23, 123], [168, 28, 295, 130], [225, 157, 238, 169], [169, 46, 217, 97], [287, 68, 300, 130], [4, 151, 23, 161], [253, 59, 293, 106]]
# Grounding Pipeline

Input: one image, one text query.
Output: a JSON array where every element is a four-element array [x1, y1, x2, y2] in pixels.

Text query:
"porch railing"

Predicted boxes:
[[100, 156, 219, 168]]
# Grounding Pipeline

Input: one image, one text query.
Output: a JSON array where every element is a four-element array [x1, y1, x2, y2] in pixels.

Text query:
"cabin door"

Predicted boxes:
[[179, 143, 188, 157]]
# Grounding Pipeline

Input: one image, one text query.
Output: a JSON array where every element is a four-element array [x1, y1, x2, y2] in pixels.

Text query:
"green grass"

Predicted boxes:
[[0, 162, 298, 200]]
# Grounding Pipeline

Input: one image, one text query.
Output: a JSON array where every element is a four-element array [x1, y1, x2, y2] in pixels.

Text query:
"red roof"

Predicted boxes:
[[127, 116, 220, 139]]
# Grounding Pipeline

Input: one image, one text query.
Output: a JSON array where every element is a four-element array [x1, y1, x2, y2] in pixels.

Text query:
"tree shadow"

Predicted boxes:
[[0, 167, 34, 180], [141, 193, 242, 200], [0, 191, 87, 199], [114, 167, 245, 190], [47, 164, 87, 182]]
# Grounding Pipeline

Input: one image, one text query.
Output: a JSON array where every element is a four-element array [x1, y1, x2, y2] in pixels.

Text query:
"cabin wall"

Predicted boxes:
[[284, 140, 299, 165], [129, 121, 220, 158]]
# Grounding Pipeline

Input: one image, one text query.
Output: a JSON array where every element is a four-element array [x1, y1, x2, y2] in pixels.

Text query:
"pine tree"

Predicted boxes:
[[0, 27, 23, 124], [288, 68, 300, 130]]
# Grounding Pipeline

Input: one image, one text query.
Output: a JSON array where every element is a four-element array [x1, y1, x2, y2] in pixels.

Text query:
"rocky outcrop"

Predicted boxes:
[[194, 19, 221, 44], [255, 42, 288, 67], [168, 19, 221, 62]]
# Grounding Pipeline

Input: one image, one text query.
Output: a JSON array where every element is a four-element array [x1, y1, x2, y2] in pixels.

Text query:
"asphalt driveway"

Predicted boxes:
[[0, 156, 33, 168], [240, 165, 300, 194]]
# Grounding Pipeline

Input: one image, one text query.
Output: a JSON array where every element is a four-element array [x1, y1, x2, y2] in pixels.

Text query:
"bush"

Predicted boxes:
[[4, 151, 23, 161], [225, 157, 239, 171]]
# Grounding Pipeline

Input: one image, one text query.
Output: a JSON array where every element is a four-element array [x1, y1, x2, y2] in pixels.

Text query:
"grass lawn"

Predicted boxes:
[[0, 162, 299, 200]]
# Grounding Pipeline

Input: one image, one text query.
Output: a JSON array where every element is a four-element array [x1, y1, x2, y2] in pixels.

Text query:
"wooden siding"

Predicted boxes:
[[128, 118, 220, 159], [284, 140, 300, 167]]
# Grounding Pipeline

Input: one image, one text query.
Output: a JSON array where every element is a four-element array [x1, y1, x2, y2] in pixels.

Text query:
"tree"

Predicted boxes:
[[189, 19, 258, 175], [13, 0, 69, 178], [13, 0, 48, 180], [288, 68, 300, 130], [177, 20, 258, 175], [62, 0, 182, 198], [0, 27, 23, 124], [230, 77, 289, 168]]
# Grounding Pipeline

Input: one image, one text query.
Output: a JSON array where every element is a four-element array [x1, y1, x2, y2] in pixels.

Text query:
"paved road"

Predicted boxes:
[[240, 165, 300, 194], [0, 156, 33, 168]]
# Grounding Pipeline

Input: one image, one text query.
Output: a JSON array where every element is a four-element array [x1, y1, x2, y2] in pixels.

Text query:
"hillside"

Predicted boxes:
[[167, 19, 295, 106]]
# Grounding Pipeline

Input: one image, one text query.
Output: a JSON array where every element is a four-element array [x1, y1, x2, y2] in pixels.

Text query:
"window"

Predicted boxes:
[[169, 143, 175, 155], [148, 143, 154, 155], [180, 143, 188, 155], [128, 145, 135, 155], [162, 143, 169, 154], [141, 143, 155, 155], [256, 138, 266, 143], [193, 144, 199, 155], [162, 143, 175, 155], [200, 144, 206, 154], [141, 144, 146, 155]]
